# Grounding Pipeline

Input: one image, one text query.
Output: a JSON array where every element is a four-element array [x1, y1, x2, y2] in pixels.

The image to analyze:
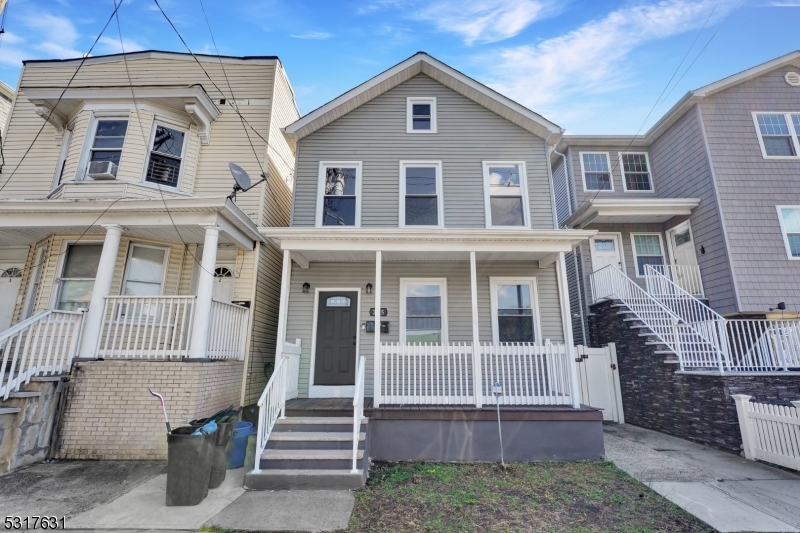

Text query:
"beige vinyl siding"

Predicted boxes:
[[285, 260, 564, 398], [53, 181, 188, 200], [699, 68, 800, 313], [0, 92, 13, 134], [61, 110, 92, 183], [292, 74, 554, 229]]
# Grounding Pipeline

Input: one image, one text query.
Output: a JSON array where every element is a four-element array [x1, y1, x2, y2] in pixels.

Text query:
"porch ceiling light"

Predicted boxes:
[[366, 283, 373, 294], [302, 282, 310, 293]]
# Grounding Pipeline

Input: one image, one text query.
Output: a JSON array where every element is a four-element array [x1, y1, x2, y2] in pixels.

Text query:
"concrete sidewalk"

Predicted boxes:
[[0, 461, 355, 532], [605, 424, 800, 533]]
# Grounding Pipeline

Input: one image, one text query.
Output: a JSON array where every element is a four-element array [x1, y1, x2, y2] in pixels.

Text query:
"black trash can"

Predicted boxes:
[[166, 426, 215, 506], [209, 421, 234, 488]]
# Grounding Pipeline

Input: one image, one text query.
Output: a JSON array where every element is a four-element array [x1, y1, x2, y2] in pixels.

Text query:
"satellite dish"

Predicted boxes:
[[228, 162, 268, 200]]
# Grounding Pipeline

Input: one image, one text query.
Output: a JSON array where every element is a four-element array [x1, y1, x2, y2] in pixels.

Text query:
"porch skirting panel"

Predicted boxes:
[[368, 410, 604, 462], [57, 359, 243, 460]]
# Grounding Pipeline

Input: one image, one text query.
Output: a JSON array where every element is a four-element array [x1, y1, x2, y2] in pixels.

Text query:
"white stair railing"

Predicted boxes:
[[649, 264, 704, 297], [1, 309, 85, 400], [252, 338, 301, 473], [351, 355, 366, 473]]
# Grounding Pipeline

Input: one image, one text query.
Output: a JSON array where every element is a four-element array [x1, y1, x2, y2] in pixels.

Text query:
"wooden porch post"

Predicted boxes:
[[470, 251, 482, 408], [556, 252, 582, 408], [275, 250, 292, 354], [189, 224, 219, 358], [373, 251, 382, 407], [78, 223, 123, 359]]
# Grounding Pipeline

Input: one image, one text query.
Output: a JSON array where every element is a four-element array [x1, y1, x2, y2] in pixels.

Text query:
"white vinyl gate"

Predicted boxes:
[[576, 343, 625, 423], [733, 395, 800, 471]]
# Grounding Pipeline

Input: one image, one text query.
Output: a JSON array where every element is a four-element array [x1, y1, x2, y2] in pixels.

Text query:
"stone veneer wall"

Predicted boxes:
[[589, 299, 800, 451], [57, 359, 243, 460], [0, 380, 61, 474]]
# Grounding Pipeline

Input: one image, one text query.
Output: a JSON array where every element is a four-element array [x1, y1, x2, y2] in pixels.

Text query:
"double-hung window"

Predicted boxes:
[[400, 279, 447, 344], [400, 161, 443, 227], [86, 119, 128, 178], [631, 234, 665, 277], [490, 278, 539, 344], [406, 97, 436, 133], [317, 162, 361, 226], [580, 152, 612, 191], [122, 244, 168, 297], [754, 113, 800, 158], [57, 243, 103, 311], [620, 153, 653, 192], [483, 162, 529, 227], [777, 207, 800, 259], [145, 124, 186, 187]]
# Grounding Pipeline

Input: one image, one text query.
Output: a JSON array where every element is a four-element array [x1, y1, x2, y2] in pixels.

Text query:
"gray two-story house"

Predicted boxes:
[[249, 53, 603, 490]]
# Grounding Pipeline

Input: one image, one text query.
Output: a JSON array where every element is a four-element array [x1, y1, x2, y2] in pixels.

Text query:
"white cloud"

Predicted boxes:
[[290, 31, 333, 40], [24, 13, 80, 46], [97, 36, 146, 55], [484, 0, 738, 113], [415, 0, 560, 44], [0, 13, 85, 67]]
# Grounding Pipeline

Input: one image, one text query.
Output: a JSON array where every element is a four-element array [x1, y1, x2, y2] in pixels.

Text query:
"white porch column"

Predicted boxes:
[[79, 224, 123, 358], [189, 224, 219, 359], [275, 250, 292, 353], [556, 251, 582, 409], [373, 251, 382, 407], [470, 251, 483, 407]]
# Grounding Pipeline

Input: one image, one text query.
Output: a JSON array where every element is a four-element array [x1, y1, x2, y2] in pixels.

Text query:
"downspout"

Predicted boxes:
[[544, 131, 563, 230], [549, 143, 569, 229]]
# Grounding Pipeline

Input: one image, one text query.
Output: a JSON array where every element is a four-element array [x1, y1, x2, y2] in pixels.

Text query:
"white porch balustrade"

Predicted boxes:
[[208, 300, 250, 360]]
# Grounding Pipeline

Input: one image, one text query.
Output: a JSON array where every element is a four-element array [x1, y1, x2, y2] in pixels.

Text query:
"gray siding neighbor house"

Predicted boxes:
[[248, 53, 605, 490]]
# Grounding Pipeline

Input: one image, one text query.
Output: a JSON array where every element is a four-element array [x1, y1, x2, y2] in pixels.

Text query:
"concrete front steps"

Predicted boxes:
[[244, 416, 369, 490]]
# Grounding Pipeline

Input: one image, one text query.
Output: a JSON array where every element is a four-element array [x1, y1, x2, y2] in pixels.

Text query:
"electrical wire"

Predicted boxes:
[[0, 0, 125, 193]]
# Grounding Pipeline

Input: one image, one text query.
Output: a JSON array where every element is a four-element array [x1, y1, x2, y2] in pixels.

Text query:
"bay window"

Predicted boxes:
[[145, 124, 186, 187]]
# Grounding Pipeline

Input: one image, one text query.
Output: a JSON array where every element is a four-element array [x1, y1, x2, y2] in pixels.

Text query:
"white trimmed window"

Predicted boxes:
[[144, 123, 187, 188], [56, 243, 103, 311], [482, 161, 529, 228], [580, 152, 613, 191], [777, 206, 800, 259], [122, 244, 169, 297], [84, 118, 128, 179], [400, 279, 447, 344], [753, 113, 800, 158], [316, 162, 362, 227], [406, 97, 437, 133], [490, 278, 540, 344], [620, 152, 653, 192], [399, 161, 443, 227], [631, 234, 665, 277]]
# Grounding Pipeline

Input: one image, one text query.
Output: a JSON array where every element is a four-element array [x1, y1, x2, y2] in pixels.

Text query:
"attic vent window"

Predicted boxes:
[[407, 97, 437, 133], [785, 72, 800, 87]]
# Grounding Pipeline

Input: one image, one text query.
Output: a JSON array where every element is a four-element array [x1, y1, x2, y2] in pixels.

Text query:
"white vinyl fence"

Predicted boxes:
[[733, 395, 800, 471]]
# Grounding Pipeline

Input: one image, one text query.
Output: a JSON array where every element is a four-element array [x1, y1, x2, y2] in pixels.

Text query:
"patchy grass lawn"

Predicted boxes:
[[345, 461, 714, 533]]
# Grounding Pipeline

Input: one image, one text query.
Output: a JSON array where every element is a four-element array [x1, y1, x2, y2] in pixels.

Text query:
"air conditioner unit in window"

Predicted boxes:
[[87, 161, 118, 180]]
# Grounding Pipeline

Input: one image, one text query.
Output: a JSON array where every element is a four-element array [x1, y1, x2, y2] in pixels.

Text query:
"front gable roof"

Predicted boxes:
[[284, 52, 563, 142]]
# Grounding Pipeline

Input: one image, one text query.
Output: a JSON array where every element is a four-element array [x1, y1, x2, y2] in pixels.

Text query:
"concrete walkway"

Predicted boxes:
[[0, 460, 355, 532], [605, 424, 800, 533]]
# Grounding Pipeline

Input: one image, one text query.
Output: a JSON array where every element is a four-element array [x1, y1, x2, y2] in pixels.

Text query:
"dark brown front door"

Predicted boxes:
[[314, 291, 358, 386]]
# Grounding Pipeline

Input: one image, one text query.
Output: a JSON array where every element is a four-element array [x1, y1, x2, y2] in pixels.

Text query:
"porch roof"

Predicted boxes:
[[0, 196, 265, 250], [259, 227, 596, 263], [563, 198, 701, 229]]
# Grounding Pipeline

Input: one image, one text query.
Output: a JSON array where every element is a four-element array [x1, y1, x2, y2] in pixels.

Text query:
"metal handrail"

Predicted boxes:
[[351, 355, 366, 473]]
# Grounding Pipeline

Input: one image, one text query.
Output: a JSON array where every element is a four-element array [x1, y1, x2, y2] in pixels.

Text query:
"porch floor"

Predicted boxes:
[[284, 398, 602, 421]]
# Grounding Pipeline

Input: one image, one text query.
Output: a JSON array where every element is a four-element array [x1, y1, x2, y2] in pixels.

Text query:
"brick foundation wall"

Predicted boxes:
[[57, 359, 243, 460], [589, 300, 800, 451]]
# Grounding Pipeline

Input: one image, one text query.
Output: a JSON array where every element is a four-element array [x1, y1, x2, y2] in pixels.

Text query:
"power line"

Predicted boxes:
[[0, 0, 125, 193]]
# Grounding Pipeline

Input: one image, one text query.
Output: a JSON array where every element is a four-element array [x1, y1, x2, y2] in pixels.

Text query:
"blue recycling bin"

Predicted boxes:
[[228, 421, 254, 469]]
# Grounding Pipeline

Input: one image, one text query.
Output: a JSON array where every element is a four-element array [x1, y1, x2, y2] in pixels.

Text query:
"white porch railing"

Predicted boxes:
[[481, 342, 574, 406], [378, 341, 577, 407], [253, 339, 301, 472], [207, 300, 250, 359], [734, 395, 800, 471], [1, 309, 85, 400], [724, 319, 800, 371], [648, 264, 704, 297], [351, 355, 366, 473], [96, 295, 196, 359]]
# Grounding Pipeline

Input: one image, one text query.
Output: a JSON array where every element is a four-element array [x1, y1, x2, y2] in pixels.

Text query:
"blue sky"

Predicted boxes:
[[0, 0, 797, 134]]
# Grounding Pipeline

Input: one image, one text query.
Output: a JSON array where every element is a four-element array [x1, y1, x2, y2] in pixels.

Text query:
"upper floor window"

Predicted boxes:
[[754, 113, 800, 158], [316, 162, 362, 227], [399, 161, 443, 227], [580, 152, 613, 191], [407, 97, 437, 133], [777, 207, 800, 259], [483, 162, 529, 228], [620, 153, 653, 192], [145, 124, 186, 188], [631, 233, 665, 277], [86, 119, 128, 179]]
